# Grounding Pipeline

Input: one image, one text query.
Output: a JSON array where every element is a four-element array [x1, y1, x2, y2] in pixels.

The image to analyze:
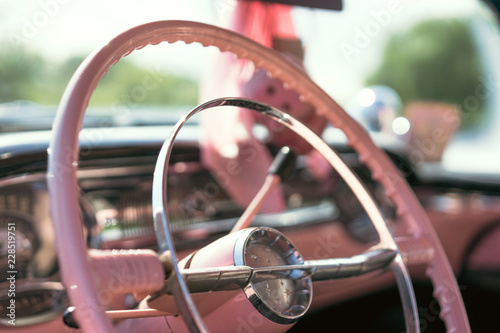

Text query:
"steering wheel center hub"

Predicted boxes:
[[235, 228, 312, 324]]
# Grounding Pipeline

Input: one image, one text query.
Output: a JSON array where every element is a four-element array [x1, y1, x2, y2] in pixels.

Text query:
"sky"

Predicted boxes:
[[0, 1, 213, 73]]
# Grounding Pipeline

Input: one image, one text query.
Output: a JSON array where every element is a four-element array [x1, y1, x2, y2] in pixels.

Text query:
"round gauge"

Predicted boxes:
[[0, 211, 39, 279], [236, 228, 312, 325]]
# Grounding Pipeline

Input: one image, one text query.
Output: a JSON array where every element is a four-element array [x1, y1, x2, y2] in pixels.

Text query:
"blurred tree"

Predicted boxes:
[[89, 59, 198, 107], [25, 56, 87, 105], [366, 19, 484, 128], [0, 44, 44, 102], [0, 46, 198, 107]]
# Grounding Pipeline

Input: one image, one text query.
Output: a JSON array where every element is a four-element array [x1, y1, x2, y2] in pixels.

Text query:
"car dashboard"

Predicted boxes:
[[1, 125, 500, 331]]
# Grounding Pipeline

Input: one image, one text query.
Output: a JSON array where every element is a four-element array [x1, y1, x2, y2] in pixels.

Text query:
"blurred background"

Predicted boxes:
[[1, 0, 499, 174]]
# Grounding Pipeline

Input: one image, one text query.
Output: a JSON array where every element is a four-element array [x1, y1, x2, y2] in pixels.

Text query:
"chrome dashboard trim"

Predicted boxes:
[[0, 281, 67, 327]]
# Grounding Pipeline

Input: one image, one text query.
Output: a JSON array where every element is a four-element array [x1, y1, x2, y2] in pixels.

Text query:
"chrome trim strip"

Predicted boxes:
[[176, 248, 396, 293], [0, 281, 66, 327]]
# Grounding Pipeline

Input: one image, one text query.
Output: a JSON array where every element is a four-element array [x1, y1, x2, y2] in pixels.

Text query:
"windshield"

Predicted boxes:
[[1, 0, 500, 177]]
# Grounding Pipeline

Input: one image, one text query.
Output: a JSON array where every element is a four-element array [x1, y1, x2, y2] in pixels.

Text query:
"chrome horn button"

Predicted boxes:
[[234, 227, 312, 324]]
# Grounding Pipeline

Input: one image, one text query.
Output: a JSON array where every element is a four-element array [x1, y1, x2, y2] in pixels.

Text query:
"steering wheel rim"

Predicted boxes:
[[47, 20, 470, 333]]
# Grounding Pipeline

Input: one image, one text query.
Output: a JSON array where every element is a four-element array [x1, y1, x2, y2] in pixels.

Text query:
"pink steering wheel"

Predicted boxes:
[[48, 21, 470, 333]]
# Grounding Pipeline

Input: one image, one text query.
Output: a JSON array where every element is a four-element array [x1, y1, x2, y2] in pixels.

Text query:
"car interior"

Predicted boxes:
[[1, 0, 500, 332]]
